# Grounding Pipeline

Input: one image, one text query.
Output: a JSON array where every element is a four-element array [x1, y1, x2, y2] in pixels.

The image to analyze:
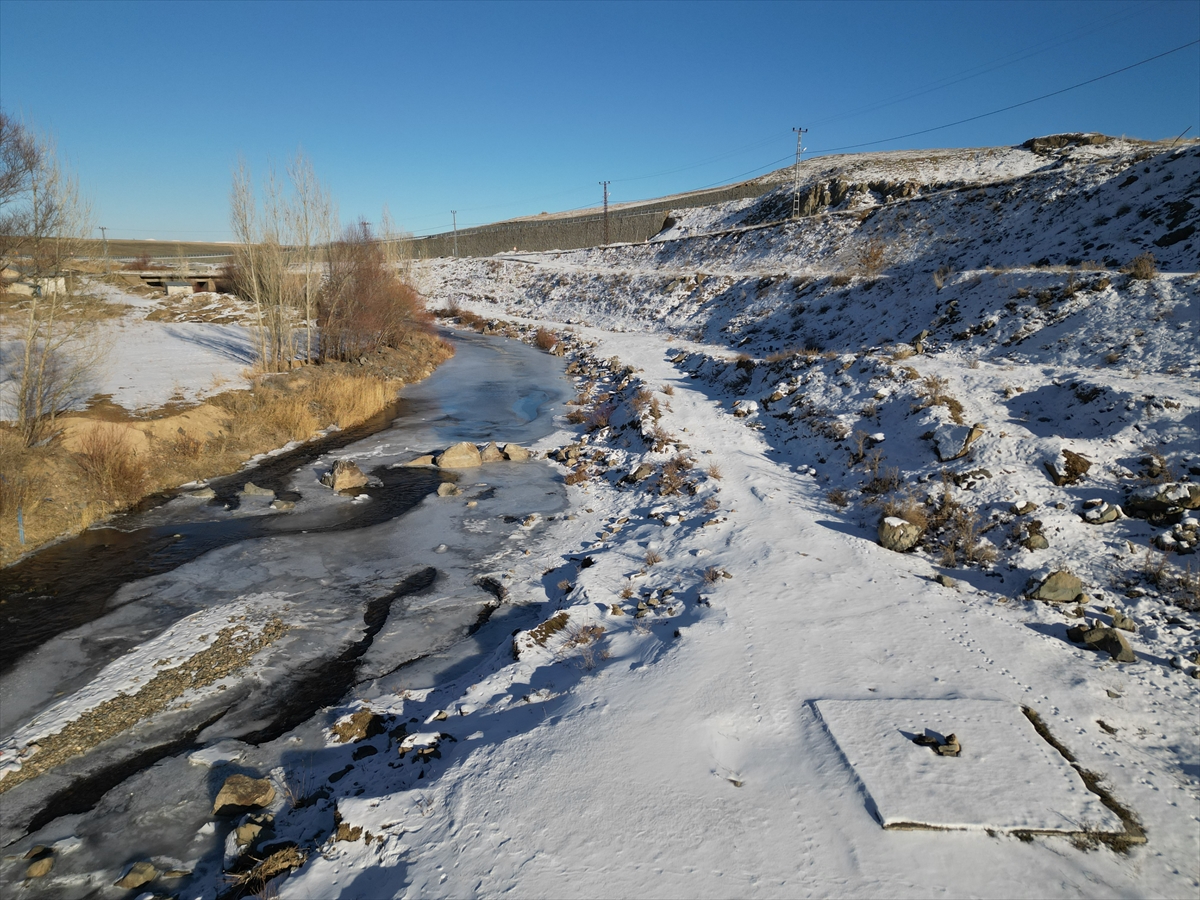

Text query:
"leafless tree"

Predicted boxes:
[[0, 111, 100, 444], [286, 152, 335, 364], [230, 159, 291, 372]]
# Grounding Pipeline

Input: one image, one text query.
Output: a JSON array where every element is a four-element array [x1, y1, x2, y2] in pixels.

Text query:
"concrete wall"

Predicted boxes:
[[406, 179, 777, 259]]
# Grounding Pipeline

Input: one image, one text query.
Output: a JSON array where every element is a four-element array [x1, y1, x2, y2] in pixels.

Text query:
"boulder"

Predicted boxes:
[[480, 441, 504, 462], [270, 499, 295, 511], [402, 454, 436, 467], [1044, 449, 1092, 486], [1126, 482, 1200, 519], [933, 422, 984, 462], [1107, 609, 1137, 633], [935, 573, 957, 588], [213, 774, 276, 815], [501, 443, 530, 461], [436, 482, 460, 497], [434, 442, 482, 468], [188, 487, 217, 500], [25, 857, 53, 879], [1083, 502, 1122, 524], [331, 709, 386, 744], [1031, 570, 1084, 604], [115, 861, 159, 889], [627, 463, 654, 484], [1023, 533, 1050, 550], [321, 459, 369, 492], [1012, 500, 1038, 516], [878, 516, 923, 552], [240, 482, 275, 498], [1067, 624, 1137, 663]]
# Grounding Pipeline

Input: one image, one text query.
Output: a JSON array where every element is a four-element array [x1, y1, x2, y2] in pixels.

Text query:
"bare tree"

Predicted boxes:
[[286, 152, 335, 364], [229, 159, 292, 372], [0, 113, 100, 444]]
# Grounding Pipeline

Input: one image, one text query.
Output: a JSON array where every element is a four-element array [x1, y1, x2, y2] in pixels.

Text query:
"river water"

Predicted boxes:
[[0, 331, 573, 896]]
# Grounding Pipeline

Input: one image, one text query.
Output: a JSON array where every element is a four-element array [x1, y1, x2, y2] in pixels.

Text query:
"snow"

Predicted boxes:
[[814, 699, 1122, 832], [3, 138, 1198, 898]]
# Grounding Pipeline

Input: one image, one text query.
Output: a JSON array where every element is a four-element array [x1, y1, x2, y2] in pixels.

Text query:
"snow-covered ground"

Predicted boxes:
[[3, 136, 1197, 897]]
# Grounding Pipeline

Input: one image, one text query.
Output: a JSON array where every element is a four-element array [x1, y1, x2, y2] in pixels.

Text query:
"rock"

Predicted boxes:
[[1069, 625, 1137, 663], [935, 573, 957, 588], [912, 329, 930, 353], [270, 499, 295, 511], [1083, 502, 1122, 524], [1126, 482, 1200, 519], [878, 516, 923, 552], [1023, 533, 1050, 550], [627, 463, 654, 484], [501, 443, 530, 461], [188, 487, 217, 500], [1044, 449, 1092, 486], [434, 442, 482, 468], [932, 422, 984, 462], [1109, 610, 1137, 633], [115, 861, 159, 889], [935, 734, 961, 757], [480, 441, 504, 462], [1031, 570, 1084, 604], [235, 822, 263, 846], [331, 709, 386, 743], [436, 482, 460, 497], [402, 454, 436, 467], [321, 459, 369, 492], [25, 857, 53, 879], [213, 774, 276, 815], [240, 481, 275, 498], [1012, 500, 1038, 516]]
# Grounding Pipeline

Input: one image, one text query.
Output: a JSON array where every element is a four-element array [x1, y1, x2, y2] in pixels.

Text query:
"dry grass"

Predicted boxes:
[[74, 423, 149, 504], [705, 462, 723, 480], [826, 487, 850, 508], [916, 374, 965, 424], [533, 327, 559, 351], [644, 549, 664, 566], [0, 332, 451, 565], [1123, 252, 1157, 281], [855, 237, 888, 279]]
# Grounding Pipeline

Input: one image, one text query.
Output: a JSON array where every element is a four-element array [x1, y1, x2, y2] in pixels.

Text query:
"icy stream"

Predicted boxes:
[[0, 331, 572, 895]]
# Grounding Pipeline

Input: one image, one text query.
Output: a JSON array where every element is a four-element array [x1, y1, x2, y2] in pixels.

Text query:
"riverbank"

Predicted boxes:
[[0, 317, 452, 566]]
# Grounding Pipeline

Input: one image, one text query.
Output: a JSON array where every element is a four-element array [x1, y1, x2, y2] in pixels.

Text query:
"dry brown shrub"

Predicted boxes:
[[74, 424, 147, 504], [1123, 252, 1157, 281], [705, 462, 723, 480], [645, 549, 663, 566], [881, 493, 928, 531], [856, 237, 888, 279], [826, 487, 850, 508], [533, 328, 559, 351]]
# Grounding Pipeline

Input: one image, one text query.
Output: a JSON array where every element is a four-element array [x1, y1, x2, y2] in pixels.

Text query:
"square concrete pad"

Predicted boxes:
[[814, 699, 1123, 833]]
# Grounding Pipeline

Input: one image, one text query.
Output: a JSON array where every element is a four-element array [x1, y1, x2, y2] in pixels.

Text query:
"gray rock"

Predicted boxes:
[[401, 454, 436, 467], [213, 774, 276, 815], [1068, 624, 1137, 663], [1031, 570, 1084, 604], [321, 459, 369, 492], [1012, 500, 1038, 516], [933, 422, 985, 462], [240, 482, 275, 498], [628, 463, 654, 484], [480, 441, 504, 462], [1023, 533, 1050, 550], [434, 442, 482, 468], [270, 499, 295, 511], [1109, 610, 1137, 632], [501, 443, 530, 461], [935, 573, 957, 588], [115, 861, 159, 889], [436, 482, 460, 497], [187, 487, 217, 500], [1083, 502, 1121, 524], [878, 516, 923, 552], [1126, 482, 1200, 518]]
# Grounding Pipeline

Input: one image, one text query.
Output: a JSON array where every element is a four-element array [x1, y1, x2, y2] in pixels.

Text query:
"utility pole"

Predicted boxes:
[[599, 181, 610, 245], [791, 127, 808, 219], [451, 210, 458, 257], [98, 226, 108, 266]]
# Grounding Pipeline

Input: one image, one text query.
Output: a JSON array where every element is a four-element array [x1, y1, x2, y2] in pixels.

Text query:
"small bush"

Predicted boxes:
[[661, 383, 675, 396], [1123, 252, 1157, 281], [645, 549, 663, 566], [705, 463, 723, 480], [856, 238, 888, 279], [702, 566, 724, 584], [827, 487, 850, 508], [74, 424, 147, 504], [533, 328, 559, 351]]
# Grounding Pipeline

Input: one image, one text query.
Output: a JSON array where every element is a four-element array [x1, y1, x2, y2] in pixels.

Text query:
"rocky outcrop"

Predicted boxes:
[[933, 422, 984, 462], [480, 441, 505, 462], [1044, 449, 1091, 486], [1126, 482, 1200, 519], [1066, 623, 1136, 663], [115, 861, 159, 889], [331, 709, 387, 743], [502, 443, 531, 461], [1082, 501, 1122, 524], [240, 482, 275, 498]]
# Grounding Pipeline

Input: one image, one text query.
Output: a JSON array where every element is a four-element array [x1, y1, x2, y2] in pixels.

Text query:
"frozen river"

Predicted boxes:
[[0, 330, 573, 896]]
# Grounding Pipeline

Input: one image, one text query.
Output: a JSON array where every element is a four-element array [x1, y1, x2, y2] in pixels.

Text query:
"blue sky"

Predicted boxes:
[[1, 0, 1196, 241]]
